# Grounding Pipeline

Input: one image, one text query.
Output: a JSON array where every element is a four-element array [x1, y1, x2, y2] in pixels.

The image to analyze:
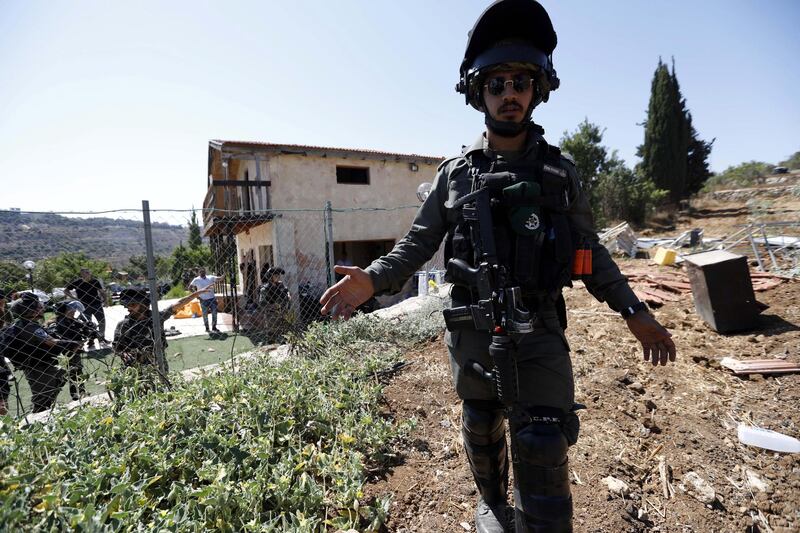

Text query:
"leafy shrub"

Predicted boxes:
[[702, 161, 772, 191], [778, 150, 800, 170], [0, 304, 444, 531], [593, 161, 668, 226], [164, 284, 189, 300]]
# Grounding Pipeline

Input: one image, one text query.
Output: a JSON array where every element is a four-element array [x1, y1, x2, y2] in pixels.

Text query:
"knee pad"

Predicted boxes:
[[511, 406, 573, 526], [462, 399, 505, 446], [515, 421, 568, 470]]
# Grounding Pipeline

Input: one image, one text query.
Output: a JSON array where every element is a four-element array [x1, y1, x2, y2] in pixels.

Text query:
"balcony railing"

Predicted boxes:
[[203, 180, 273, 236]]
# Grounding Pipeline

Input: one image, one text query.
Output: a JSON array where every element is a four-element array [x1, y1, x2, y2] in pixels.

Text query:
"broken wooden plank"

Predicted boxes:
[[720, 357, 800, 375], [751, 280, 784, 292], [635, 286, 682, 302], [633, 289, 664, 307]]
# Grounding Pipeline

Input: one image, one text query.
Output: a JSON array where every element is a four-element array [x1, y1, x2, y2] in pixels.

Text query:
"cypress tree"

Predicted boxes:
[[669, 60, 689, 201], [638, 58, 689, 202], [188, 209, 203, 250], [685, 112, 715, 195]]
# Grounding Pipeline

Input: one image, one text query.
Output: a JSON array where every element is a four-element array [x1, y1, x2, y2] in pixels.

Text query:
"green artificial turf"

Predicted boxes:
[[6, 333, 256, 417]]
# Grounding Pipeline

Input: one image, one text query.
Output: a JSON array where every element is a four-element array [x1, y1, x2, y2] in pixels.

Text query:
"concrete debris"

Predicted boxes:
[[745, 469, 770, 493], [680, 471, 717, 505], [601, 475, 630, 497], [599, 222, 638, 257]]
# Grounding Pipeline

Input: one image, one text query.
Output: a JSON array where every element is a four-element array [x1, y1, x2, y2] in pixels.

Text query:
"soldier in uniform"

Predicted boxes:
[[4, 293, 80, 413], [53, 301, 102, 400], [320, 1, 676, 531], [258, 267, 291, 343], [113, 288, 202, 368]]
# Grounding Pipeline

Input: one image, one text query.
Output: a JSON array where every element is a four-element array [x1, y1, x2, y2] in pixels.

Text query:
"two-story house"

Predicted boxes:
[[202, 140, 444, 321]]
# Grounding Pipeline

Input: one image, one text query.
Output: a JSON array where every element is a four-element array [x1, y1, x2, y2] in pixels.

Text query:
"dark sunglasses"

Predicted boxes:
[[484, 73, 534, 96]]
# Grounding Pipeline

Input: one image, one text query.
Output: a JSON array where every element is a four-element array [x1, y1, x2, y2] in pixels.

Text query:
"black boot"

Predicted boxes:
[[462, 400, 510, 533], [476, 497, 509, 533]]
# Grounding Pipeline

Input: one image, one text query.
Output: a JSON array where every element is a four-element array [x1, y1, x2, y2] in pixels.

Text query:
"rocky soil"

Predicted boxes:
[[364, 193, 800, 533]]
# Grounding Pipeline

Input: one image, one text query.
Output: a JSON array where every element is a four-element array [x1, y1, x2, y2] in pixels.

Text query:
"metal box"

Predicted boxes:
[[683, 250, 759, 333]]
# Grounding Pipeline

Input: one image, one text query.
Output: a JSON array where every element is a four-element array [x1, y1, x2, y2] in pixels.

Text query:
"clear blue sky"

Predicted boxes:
[[1, 0, 798, 213]]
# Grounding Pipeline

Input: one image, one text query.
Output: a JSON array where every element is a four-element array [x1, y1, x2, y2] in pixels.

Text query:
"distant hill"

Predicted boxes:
[[0, 211, 189, 266]]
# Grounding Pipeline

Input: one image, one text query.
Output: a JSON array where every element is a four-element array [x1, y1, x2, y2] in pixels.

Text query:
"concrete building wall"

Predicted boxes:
[[233, 154, 439, 243]]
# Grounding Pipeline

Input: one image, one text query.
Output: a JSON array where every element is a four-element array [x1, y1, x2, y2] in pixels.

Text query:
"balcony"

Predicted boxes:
[[203, 180, 274, 237]]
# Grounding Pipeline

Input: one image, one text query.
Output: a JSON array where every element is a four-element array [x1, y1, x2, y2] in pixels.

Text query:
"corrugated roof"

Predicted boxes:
[[209, 139, 444, 163]]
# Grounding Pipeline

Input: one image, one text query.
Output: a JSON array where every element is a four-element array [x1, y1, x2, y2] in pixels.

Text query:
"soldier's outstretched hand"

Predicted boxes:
[[319, 265, 375, 320], [625, 311, 677, 367]]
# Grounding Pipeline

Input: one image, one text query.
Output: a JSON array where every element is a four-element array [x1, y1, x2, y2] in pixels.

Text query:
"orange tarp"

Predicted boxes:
[[173, 299, 202, 319]]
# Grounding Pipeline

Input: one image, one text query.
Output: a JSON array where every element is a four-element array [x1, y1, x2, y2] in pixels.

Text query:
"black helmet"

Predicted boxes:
[[266, 267, 286, 278], [456, 0, 560, 135], [55, 300, 85, 315], [10, 293, 42, 318], [119, 287, 150, 306]]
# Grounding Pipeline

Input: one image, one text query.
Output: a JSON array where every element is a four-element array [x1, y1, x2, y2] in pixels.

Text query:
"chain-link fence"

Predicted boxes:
[[0, 203, 444, 418]]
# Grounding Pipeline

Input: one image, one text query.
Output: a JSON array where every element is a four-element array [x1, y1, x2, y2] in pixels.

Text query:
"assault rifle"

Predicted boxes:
[[441, 177, 535, 407]]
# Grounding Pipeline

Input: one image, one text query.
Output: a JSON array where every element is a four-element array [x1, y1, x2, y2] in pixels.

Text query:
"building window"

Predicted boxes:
[[336, 166, 370, 184]]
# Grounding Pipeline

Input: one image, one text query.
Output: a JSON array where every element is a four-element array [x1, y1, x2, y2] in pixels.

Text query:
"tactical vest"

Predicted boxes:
[[444, 141, 577, 313]]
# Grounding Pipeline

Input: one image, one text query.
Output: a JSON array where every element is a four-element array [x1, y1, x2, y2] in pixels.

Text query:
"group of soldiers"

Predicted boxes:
[[0, 285, 200, 415], [0, 261, 288, 416]]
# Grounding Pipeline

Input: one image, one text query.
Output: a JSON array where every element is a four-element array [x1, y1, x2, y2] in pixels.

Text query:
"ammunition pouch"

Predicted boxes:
[[444, 141, 577, 296]]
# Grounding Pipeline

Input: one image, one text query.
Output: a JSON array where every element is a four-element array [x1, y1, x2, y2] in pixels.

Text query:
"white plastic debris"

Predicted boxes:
[[737, 424, 800, 453]]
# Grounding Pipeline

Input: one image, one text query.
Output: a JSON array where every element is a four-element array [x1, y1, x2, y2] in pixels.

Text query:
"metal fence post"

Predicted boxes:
[[142, 200, 167, 374], [324, 201, 335, 286]]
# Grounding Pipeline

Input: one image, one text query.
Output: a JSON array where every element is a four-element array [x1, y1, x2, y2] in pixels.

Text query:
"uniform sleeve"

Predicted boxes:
[[112, 321, 125, 352], [563, 160, 640, 312], [364, 161, 453, 295], [19, 323, 53, 346]]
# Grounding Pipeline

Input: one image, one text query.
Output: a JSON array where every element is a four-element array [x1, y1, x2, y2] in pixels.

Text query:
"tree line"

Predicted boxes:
[[0, 211, 212, 295], [559, 57, 798, 227]]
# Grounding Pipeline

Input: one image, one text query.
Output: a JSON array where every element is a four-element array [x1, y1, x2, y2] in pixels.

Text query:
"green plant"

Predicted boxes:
[[164, 284, 189, 299], [702, 161, 773, 191], [0, 302, 445, 531], [778, 150, 800, 170]]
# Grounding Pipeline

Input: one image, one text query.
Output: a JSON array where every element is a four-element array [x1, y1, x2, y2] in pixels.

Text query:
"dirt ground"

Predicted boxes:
[[364, 192, 800, 533]]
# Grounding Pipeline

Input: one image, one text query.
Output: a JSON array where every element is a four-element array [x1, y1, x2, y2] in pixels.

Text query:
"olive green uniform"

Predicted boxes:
[[366, 132, 639, 409]]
